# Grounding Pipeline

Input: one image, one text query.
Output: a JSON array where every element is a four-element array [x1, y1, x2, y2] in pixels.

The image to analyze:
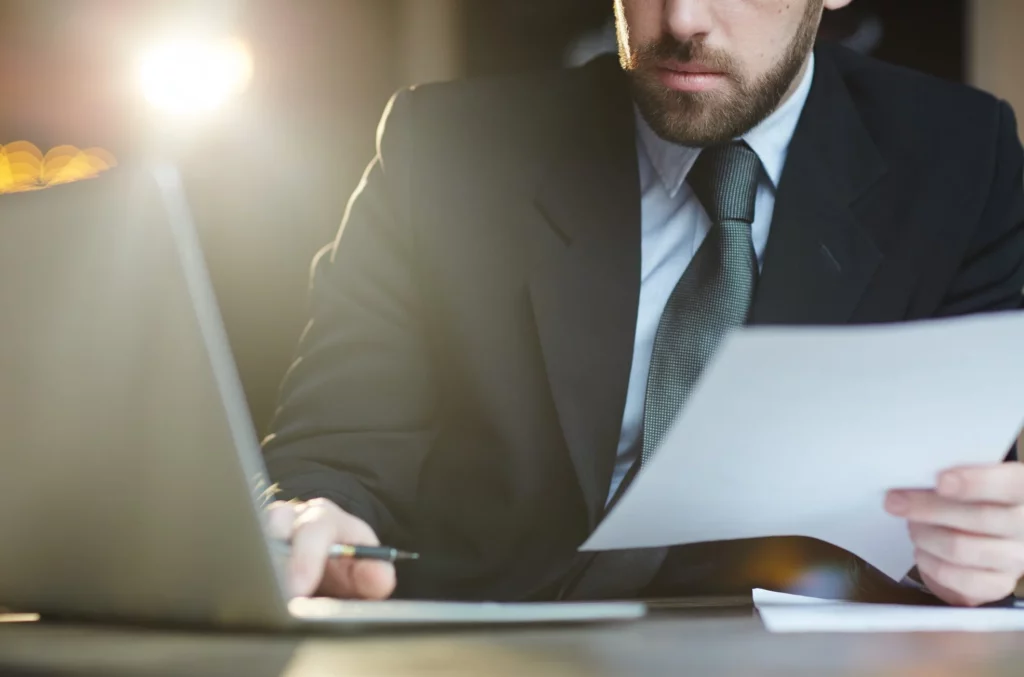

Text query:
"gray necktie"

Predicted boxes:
[[561, 143, 764, 601], [640, 142, 762, 466]]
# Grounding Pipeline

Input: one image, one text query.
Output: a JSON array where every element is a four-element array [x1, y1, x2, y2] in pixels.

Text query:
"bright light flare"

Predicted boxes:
[[138, 38, 253, 116]]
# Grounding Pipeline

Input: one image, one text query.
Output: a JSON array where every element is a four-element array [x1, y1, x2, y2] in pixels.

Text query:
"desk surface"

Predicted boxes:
[[0, 605, 1021, 677]]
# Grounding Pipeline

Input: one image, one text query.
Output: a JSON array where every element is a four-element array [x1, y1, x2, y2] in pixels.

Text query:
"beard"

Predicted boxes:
[[620, 1, 821, 147]]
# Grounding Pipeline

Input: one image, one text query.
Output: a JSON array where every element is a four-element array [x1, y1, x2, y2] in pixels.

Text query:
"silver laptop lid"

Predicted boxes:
[[0, 165, 289, 627]]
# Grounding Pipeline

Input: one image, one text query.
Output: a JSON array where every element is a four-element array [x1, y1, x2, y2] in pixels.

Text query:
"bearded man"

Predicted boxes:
[[263, 0, 1024, 607]]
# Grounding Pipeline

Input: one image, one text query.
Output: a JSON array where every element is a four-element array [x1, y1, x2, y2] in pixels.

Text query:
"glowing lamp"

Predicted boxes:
[[137, 37, 253, 116]]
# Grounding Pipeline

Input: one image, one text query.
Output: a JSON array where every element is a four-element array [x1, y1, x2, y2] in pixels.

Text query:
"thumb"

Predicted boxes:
[[321, 557, 396, 601]]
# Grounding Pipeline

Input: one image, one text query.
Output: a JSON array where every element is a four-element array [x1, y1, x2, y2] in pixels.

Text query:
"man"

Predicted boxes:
[[262, 0, 1024, 607]]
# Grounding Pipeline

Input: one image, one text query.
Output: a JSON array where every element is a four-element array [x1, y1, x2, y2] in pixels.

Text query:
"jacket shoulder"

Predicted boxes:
[[821, 44, 1008, 147], [391, 56, 622, 156], [381, 56, 623, 188]]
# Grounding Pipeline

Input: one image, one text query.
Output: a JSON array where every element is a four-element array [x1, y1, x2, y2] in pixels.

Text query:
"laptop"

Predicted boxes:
[[0, 165, 644, 630]]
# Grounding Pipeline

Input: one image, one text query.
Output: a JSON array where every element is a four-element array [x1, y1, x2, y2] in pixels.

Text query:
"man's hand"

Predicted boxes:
[[266, 498, 396, 600], [886, 463, 1024, 607]]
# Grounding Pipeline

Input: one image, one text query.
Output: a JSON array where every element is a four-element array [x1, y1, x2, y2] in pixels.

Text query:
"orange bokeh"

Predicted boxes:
[[0, 141, 117, 194]]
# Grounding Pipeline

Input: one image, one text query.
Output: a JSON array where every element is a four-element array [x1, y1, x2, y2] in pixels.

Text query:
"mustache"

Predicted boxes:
[[631, 36, 737, 75]]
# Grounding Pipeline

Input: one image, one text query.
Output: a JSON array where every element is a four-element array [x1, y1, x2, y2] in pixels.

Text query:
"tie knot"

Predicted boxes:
[[688, 142, 762, 225]]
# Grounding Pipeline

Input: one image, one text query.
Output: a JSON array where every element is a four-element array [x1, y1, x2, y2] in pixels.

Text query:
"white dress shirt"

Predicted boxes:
[[609, 56, 817, 499]]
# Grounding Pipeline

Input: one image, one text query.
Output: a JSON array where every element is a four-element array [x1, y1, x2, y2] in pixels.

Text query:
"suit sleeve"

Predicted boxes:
[[261, 89, 433, 546], [935, 101, 1024, 317]]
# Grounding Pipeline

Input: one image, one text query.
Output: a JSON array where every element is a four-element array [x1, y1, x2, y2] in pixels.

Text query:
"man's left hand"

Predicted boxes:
[[886, 463, 1024, 607]]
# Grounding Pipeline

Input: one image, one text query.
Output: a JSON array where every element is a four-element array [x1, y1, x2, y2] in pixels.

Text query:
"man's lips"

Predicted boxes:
[[658, 60, 724, 75], [655, 61, 728, 93]]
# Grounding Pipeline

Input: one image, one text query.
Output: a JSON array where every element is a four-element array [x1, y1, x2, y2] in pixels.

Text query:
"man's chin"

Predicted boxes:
[[637, 101, 742, 147], [631, 78, 741, 143]]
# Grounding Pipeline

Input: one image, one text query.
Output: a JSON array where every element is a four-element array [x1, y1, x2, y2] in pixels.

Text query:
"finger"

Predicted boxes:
[[886, 489, 1024, 538], [908, 522, 1024, 575], [915, 549, 1019, 607], [314, 499, 382, 547], [265, 501, 297, 541], [287, 504, 337, 598], [936, 464, 1024, 505]]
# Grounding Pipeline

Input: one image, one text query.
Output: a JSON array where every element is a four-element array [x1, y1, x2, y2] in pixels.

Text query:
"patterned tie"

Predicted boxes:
[[640, 142, 762, 466]]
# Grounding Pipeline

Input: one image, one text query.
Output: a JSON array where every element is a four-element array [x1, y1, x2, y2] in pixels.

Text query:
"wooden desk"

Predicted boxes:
[[0, 605, 1021, 677]]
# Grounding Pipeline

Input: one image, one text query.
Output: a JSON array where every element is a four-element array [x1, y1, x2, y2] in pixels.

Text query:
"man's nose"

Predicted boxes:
[[663, 0, 715, 43]]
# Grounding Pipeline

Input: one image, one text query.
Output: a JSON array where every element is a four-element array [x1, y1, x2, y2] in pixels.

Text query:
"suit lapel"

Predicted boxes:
[[529, 59, 642, 527], [750, 50, 888, 325]]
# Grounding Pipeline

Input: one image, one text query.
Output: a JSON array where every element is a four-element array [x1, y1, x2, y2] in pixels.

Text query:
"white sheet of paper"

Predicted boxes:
[[753, 588, 1024, 633], [582, 313, 1024, 581]]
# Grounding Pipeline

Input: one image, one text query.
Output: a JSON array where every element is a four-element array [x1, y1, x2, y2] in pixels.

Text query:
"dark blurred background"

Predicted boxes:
[[0, 0, 1018, 434]]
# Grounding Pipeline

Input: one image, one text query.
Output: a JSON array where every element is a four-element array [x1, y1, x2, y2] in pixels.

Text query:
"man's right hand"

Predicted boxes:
[[266, 498, 396, 600]]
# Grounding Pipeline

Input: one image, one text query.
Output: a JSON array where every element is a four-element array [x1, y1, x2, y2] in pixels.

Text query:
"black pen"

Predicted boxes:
[[273, 541, 419, 562], [326, 545, 420, 562]]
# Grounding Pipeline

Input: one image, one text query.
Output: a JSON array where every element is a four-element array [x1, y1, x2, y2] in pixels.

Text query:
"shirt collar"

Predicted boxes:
[[635, 53, 816, 199]]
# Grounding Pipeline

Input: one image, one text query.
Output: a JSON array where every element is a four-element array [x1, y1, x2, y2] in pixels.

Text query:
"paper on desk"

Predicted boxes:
[[582, 312, 1024, 581], [753, 588, 1024, 633]]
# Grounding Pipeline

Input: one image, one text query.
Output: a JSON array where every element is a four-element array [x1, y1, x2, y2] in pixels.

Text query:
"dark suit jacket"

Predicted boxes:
[[263, 44, 1024, 601]]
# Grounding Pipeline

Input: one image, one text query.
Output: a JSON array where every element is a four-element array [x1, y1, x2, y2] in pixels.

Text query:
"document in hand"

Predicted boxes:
[[753, 589, 1024, 633], [582, 312, 1024, 581]]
